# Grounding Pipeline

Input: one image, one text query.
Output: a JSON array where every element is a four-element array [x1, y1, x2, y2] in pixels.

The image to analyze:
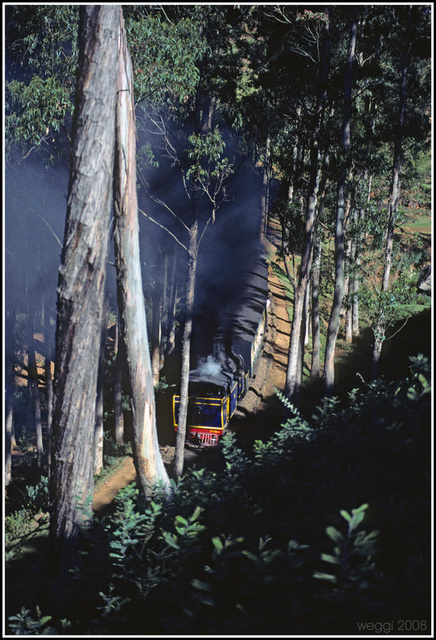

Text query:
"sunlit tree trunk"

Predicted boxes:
[[49, 5, 119, 596], [27, 310, 43, 470], [165, 244, 179, 357], [352, 173, 371, 339], [310, 234, 322, 382], [159, 250, 169, 368], [372, 9, 410, 379], [94, 304, 107, 476], [324, 8, 357, 395], [5, 307, 15, 486], [44, 291, 53, 451], [113, 314, 125, 446], [285, 9, 330, 402], [345, 231, 354, 343], [285, 139, 323, 401], [260, 136, 271, 240], [113, 11, 171, 497], [151, 253, 163, 387], [174, 216, 198, 478]]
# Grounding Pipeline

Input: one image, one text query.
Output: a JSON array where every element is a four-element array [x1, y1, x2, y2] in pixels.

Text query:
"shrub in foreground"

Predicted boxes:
[[7, 356, 431, 635]]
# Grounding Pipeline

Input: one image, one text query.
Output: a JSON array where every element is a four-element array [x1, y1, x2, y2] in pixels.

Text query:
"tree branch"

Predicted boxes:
[[37, 214, 63, 248], [139, 207, 189, 254]]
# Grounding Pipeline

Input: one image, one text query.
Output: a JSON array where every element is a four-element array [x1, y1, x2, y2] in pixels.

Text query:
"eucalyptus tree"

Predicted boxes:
[[49, 4, 120, 600], [114, 10, 171, 496], [363, 5, 431, 378], [250, 6, 332, 402], [326, 5, 432, 381], [125, 6, 248, 477], [5, 5, 172, 498], [323, 7, 358, 396]]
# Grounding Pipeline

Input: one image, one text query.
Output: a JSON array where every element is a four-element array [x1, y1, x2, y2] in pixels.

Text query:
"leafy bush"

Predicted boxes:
[[7, 356, 431, 635], [5, 509, 36, 548], [24, 475, 49, 514], [5, 477, 50, 555]]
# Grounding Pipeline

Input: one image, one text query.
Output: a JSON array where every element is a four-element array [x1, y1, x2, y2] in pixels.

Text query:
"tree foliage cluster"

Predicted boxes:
[[4, 5, 79, 165], [7, 355, 431, 635]]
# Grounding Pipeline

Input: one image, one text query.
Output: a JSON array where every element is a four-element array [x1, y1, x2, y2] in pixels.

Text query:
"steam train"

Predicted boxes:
[[173, 253, 269, 446]]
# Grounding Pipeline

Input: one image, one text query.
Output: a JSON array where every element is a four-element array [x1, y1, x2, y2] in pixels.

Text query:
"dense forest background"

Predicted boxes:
[[3, 4, 432, 636]]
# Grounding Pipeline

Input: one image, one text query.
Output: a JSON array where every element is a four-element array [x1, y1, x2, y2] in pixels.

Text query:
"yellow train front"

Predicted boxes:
[[173, 253, 269, 447], [173, 366, 240, 446]]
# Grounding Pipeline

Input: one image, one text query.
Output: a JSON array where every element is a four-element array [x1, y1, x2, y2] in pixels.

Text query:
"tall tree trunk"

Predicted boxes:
[[113, 11, 171, 497], [94, 303, 107, 476], [27, 311, 43, 470], [285, 9, 330, 402], [159, 250, 169, 367], [260, 136, 271, 240], [151, 260, 162, 387], [5, 307, 15, 487], [352, 174, 371, 338], [44, 291, 53, 452], [310, 234, 322, 382], [345, 232, 354, 343], [113, 314, 125, 446], [165, 244, 179, 356], [372, 9, 410, 379], [304, 279, 311, 346], [49, 5, 119, 595], [174, 217, 198, 478], [285, 146, 322, 400], [324, 8, 357, 395]]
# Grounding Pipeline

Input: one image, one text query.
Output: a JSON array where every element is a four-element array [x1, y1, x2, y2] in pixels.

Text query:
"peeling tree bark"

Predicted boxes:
[[49, 5, 119, 595], [113, 11, 171, 497]]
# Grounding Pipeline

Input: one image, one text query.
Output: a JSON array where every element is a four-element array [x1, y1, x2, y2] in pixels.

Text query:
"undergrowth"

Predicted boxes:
[[6, 355, 431, 635]]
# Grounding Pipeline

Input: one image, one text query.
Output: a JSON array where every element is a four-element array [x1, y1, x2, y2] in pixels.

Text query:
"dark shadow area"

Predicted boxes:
[[5, 303, 431, 634]]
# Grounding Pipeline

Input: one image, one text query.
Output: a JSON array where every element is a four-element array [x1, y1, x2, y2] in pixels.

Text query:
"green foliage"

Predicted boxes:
[[314, 504, 380, 595], [5, 5, 79, 82], [8, 606, 54, 635], [253, 392, 315, 465], [406, 354, 431, 401], [186, 130, 233, 185], [7, 356, 430, 633], [154, 375, 169, 393], [104, 484, 163, 574], [5, 476, 50, 556], [24, 475, 49, 514], [102, 432, 132, 469], [6, 76, 72, 147], [5, 509, 36, 549], [8, 606, 72, 636], [358, 244, 427, 342], [5, 5, 78, 165], [125, 12, 207, 105]]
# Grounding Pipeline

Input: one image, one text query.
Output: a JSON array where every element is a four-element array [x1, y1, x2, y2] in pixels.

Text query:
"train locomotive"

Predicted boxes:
[[173, 253, 269, 446]]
